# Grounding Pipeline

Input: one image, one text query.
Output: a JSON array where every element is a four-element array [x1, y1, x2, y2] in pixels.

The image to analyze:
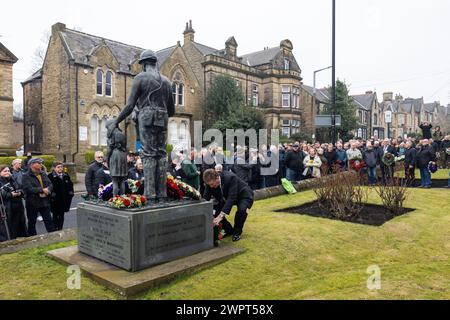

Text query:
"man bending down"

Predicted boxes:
[[203, 169, 254, 243]]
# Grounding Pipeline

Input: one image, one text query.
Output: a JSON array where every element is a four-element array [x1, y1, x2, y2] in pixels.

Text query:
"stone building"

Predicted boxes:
[[23, 22, 313, 167], [351, 91, 386, 139], [0, 42, 18, 148]]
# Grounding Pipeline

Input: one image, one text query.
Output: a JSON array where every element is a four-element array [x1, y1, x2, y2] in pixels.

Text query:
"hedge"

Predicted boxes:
[[0, 155, 56, 172]]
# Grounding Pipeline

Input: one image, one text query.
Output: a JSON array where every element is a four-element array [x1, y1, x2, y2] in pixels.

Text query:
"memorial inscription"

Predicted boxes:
[[145, 215, 206, 256]]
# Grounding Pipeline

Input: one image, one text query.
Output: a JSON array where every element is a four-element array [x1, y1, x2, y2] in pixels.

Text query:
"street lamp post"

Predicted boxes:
[[331, 0, 336, 144], [313, 66, 333, 141]]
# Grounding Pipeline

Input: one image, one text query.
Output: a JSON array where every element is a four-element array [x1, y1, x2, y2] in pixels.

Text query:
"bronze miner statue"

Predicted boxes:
[[113, 49, 175, 202]]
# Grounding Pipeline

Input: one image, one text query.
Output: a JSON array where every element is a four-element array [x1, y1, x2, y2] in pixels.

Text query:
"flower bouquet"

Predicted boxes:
[[127, 179, 142, 194], [167, 175, 185, 200], [108, 194, 147, 209], [174, 180, 201, 200], [394, 155, 405, 162]]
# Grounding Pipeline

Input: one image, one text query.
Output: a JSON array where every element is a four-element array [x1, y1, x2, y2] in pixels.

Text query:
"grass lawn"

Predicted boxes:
[[0, 188, 449, 300], [394, 168, 449, 180]]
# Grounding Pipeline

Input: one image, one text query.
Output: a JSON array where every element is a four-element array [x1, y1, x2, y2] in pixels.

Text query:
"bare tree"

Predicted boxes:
[[30, 30, 50, 73]]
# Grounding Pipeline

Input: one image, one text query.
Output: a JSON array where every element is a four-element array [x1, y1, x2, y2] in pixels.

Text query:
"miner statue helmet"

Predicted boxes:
[[138, 49, 157, 65]]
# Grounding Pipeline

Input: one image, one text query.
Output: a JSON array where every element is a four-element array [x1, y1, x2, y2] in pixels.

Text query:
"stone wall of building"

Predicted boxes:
[[0, 61, 15, 147]]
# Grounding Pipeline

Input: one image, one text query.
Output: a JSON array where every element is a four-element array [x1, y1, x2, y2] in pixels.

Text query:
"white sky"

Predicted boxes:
[[1, 0, 449, 108]]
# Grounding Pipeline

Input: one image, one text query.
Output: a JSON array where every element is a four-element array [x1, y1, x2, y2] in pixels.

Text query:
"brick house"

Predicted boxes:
[[0, 42, 18, 148], [351, 91, 386, 139]]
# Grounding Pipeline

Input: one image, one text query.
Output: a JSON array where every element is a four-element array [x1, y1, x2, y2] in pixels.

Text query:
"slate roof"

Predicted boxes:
[[302, 85, 330, 104], [424, 102, 439, 113], [351, 93, 375, 111], [22, 68, 42, 85], [240, 47, 279, 67], [0, 42, 18, 63], [404, 97, 423, 113], [193, 42, 220, 56]]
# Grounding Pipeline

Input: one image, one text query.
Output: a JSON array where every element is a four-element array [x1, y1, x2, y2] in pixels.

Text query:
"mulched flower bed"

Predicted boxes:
[[276, 201, 415, 226]]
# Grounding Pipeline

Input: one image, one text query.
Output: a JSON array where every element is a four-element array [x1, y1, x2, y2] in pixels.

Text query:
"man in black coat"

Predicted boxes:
[[22, 158, 55, 236], [416, 139, 436, 188], [404, 141, 417, 186], [48, 162, 74, 231], [419, 122, 432, 139], [203, 169, 254, 243], [285, 143, 304, 182], [85, 151, 106, 197]]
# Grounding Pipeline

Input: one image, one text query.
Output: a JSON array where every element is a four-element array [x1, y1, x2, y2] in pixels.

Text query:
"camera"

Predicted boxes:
[[0, 183, 14, 193]]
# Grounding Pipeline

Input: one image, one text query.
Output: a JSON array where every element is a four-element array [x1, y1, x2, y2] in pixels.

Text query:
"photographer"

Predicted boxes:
[[0, 165, 27, 241]]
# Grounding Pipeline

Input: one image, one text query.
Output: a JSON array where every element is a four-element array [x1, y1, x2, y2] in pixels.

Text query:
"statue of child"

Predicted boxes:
[[106, 120, 128, 196]]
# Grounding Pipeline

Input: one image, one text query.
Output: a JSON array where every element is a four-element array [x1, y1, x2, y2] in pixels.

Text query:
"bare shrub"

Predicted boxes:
[[375, 178, 409, 216], [314, 172, 368, 221]]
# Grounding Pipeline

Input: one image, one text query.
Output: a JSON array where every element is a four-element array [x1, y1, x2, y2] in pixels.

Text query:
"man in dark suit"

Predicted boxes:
[[203, 169, 254, 243]]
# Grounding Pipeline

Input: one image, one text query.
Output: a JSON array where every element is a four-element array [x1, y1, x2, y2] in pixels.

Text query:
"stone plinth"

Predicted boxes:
[[77, 201, 213, 272]]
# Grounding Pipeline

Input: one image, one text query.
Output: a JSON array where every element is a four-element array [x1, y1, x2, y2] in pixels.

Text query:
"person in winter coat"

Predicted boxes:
[[94, 160, 112, 194], [181, 149, 200, 190], [363, 142, 378, 185], [231, 147, 253, 185], [303, 148, 322, 179], [416, 139, 436, 188], [404, 140, 417, 186], [85, 151, 106, 197], [419, 122, 433, 139], [285, 143, 304, 182], [324, 144, 338, 174], [48, 162, 74, 231], [22, 158, 55, 236], [0, 165, 27, 241], [11, 159, 24, 188], [335, 142, 348, 170]]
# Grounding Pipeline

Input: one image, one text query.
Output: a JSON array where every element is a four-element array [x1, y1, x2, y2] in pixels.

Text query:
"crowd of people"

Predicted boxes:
[[0, 158, 74, 242], [2, 123, 448, 243]]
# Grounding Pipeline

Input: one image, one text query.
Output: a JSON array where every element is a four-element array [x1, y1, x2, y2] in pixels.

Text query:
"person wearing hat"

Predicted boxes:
[[112, 49, 175, 202], [285, 142, 305, 182], [22, 158, 55, 235], [127, 151, 136, 171]]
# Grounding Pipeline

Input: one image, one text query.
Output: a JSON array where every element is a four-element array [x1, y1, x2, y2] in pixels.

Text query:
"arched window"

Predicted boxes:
[[172, 83, 177, 104], [178, 83, 184, 106], [180, 121, 187, 141], [91, 115, 99, 145], [100, 116, 108, 146], [105, 71, 113, 97], [96, 70, 103, 95]]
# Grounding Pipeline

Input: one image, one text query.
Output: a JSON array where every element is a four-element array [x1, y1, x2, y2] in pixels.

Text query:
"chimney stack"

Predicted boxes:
[[183, 20, 195, 45]]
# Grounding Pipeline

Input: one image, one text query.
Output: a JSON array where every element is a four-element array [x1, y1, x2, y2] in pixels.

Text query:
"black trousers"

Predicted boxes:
[[51, 209, 66, 231], [213, 198, 253, 241], [9, 201, 28, 239], [26, 206, 55, 236]]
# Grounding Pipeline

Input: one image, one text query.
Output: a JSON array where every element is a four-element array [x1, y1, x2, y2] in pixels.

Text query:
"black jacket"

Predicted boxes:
[[324, 150, 338, 167], [363, 149, 377, 168], [416, 145, 436, 169], [22, 170, 53, 209], [48, 172, 74, 213], [404, 147, 417, 167], [231, 156, 253, 184], [285, 150, 304, 172], [203, 171, 254, 215], [85, 161, 104, 195], [127, 167, 144, 181], [419, 124, 432, 139], [94, 168, 112, 192]]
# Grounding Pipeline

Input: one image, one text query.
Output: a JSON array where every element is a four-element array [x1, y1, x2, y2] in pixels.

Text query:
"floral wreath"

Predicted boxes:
[[349, 156, 366, 171], [382, 152, 395, 166]]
